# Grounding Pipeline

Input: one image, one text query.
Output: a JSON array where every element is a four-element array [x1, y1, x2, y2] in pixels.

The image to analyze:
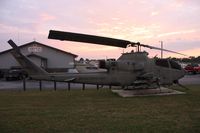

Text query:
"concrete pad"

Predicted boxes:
[[112, 87, 185, 97]]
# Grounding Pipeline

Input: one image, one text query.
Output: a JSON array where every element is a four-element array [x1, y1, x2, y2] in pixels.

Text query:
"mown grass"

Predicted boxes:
[[0, 85, 200, 133]]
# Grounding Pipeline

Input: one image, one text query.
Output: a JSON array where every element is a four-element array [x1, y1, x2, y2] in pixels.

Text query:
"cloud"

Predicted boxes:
[[0, 0, 200, 58], [0, 23, 19, 33], [182, 48, 200, 57], [40, 13, 56, 22], [0, 23, 38, 34], [157, 29, 196, 37], [166, 47, 200, 58], [151, 11, 159, 16]]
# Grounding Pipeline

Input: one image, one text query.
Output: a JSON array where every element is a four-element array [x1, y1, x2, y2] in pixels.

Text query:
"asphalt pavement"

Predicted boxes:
[[179, 74, 200, 85]]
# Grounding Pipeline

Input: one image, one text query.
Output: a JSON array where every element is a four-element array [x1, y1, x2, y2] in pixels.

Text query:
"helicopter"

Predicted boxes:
[[7, 30, 186, 89]]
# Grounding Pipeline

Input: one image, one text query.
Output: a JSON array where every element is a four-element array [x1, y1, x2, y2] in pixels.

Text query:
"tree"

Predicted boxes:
[[79, 58, 84, 63]]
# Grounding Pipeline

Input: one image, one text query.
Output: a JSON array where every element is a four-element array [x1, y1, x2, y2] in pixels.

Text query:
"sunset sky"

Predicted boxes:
[[0, 0, 200, 59]]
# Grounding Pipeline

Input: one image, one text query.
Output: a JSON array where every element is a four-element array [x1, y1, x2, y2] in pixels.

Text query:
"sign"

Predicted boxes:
[[28, 44, 42, 53]]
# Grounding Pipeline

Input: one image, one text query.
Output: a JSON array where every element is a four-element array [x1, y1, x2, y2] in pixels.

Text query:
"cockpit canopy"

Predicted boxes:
[[155, 59, 182, 70]]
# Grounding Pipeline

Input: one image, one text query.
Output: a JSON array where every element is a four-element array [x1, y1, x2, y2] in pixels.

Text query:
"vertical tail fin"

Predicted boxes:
[[7, 39, 48, 76]]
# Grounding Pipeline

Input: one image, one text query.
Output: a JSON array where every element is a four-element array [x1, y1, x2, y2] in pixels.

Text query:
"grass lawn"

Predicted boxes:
[[0, 85, 200, 133]]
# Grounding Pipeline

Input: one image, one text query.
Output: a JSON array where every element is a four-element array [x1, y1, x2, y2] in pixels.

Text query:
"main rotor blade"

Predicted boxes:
[[48, 30, 187, 56], [48, 30, 130, 48], [139, 43, 187, 56]]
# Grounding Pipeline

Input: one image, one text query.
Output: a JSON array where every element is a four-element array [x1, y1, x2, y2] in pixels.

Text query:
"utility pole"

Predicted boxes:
[[160, 41, 163, 58]]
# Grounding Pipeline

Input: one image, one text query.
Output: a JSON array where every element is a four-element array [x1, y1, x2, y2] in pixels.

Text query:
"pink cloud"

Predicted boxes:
[[40, 13, 56, 22]]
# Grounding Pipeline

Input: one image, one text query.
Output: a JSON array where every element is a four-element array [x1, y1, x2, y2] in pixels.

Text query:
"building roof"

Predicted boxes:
[[0, 41, 78, 58]]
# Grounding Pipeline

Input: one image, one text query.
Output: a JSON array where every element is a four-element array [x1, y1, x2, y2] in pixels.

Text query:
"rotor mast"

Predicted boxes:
[[129, 42, 141, 52]]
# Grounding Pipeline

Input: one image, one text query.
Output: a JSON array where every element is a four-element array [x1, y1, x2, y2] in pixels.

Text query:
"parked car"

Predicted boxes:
[[184, 63, 200, 74], [194, 65, 200, 74], [5, 67, 28, 81]]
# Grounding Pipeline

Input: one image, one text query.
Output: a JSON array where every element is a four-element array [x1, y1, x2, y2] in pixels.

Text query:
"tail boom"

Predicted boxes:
[[8, 40, 48, 76]]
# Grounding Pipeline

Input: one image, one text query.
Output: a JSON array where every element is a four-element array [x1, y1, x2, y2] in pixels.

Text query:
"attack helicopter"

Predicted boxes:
[[8, 30, 186, 89]]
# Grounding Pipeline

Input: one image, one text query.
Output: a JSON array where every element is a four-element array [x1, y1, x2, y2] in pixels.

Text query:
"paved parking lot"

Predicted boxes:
[[0, 74, 199, 90], [179, 74, 200, 85]]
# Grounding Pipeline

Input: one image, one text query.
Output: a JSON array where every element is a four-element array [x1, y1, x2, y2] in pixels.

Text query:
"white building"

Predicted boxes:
[[0, 41, 77, 72]]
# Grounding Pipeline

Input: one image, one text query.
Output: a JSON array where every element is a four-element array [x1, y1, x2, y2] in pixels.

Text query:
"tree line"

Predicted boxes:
[[170, 56, 200, 63]]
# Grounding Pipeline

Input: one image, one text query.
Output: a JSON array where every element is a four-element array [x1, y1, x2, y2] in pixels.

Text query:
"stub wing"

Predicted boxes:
[[64, 77, 76, 82]]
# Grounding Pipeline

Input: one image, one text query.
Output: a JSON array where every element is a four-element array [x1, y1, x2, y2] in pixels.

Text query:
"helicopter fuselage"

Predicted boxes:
[[29, 51, 185, 87], [8, 38, 185, 89]]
